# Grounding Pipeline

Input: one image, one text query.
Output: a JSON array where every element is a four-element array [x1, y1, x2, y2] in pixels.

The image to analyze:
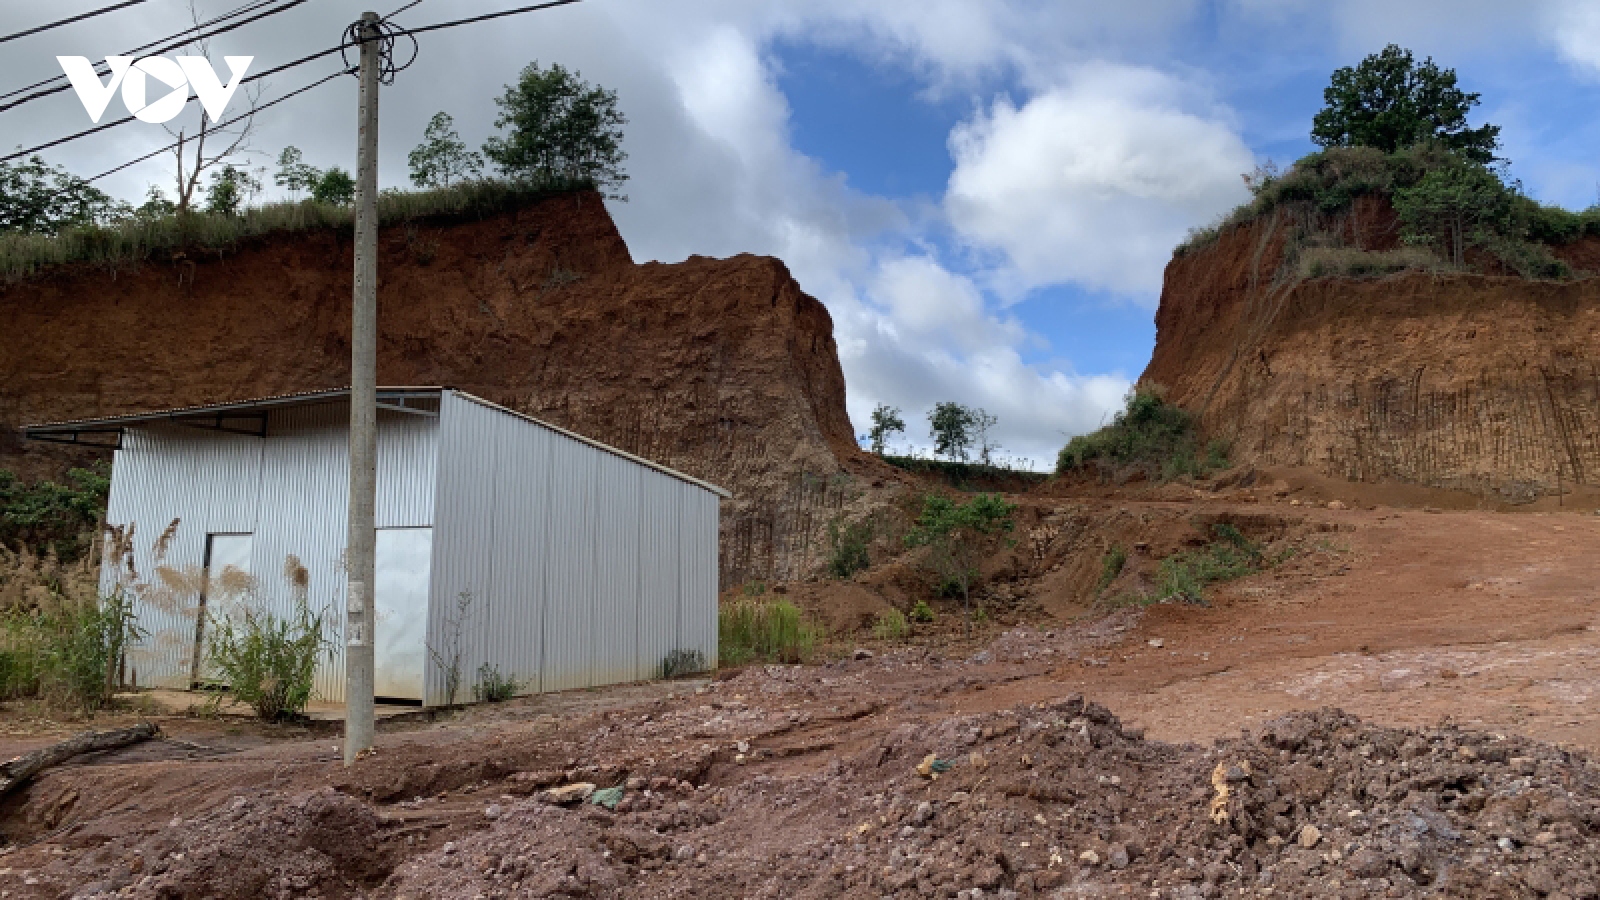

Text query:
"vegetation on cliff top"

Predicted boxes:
[[1176, 44, 1597, 280], [1055, 389, 1226, 481]]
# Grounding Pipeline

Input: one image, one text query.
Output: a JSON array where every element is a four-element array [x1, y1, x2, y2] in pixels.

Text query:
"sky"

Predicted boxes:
[[4, 0, 1600, 468]]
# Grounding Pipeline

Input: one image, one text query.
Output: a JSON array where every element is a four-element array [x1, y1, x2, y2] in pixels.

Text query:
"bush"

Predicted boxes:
[[908, 599, 935, 623], [826, 518, 873, 579], [873, 608, 909, 641], [208, 595, 331, 722], [0, 464, 110, 561], [1057, 390, 1226, 480], [473, 663, 519, 702], [718, 597, 819, 665], [1296, 246, 1444, 279], [0, 589, 143, 714]]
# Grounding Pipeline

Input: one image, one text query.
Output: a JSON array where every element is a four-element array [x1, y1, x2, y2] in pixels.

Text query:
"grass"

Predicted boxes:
[[826, 518, 873, 579], [880, 455, 1048, 491], [1096, 545, 1128, 595], [1295, 246, 1445, 279], [206, 557, 332, 722], [908, 599, 935, 623], [718, 597, 819, 665], [658, 647, 707, 679], [872, 608, 909, 641], [0, 177, 593, 283], [1057, 390, 1228, 481], [472, 663, 519, 703], [1155, 524, 1265, 604]]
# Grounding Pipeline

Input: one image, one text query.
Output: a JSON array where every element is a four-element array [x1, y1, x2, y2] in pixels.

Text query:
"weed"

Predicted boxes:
[[427, 590, 475, 706], [658, 647, 707, 679], [872, 608, 909, 641], [908, 599, 935, 623], [741, 580, 767, 598], [1097, 545, 1128, 595], [718, 597, 819, 665], [826, 518, 873, 579], [1155, 524, 1266, 605], [473, 664, 519, 702], [207, 558, 332, 721]]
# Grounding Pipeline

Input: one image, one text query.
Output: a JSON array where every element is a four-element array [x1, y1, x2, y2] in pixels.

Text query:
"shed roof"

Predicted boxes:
[[23, 387, 730, 498]]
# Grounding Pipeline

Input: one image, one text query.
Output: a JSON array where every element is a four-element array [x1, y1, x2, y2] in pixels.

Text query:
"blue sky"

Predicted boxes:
[[5, 0, 1600, 465]]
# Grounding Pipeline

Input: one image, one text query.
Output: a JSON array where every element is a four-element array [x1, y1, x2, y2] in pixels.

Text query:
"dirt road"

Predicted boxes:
[[0, 502, 1594, 898]]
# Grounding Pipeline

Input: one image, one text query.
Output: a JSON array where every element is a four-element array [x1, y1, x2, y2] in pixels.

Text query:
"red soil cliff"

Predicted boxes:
[[1144, 212, 1600, 502], [0, 191, 867, 582]]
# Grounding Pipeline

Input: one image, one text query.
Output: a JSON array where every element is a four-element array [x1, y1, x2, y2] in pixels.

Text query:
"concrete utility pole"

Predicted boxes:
[[344, 10, 381, 766]]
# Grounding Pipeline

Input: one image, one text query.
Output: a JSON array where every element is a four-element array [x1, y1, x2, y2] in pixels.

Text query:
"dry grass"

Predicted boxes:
[[0, 177, 590, 283], [1294, 245, 1447, 279]]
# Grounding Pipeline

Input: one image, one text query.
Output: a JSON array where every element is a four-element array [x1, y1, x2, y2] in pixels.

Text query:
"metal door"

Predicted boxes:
[[193, 533, 253, 685], [374, 527, 432, 701]]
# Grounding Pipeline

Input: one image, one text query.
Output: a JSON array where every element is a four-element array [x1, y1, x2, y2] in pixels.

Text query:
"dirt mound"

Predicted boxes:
[[1146, 213, 1600, 506], [0, 191, 873, 584]]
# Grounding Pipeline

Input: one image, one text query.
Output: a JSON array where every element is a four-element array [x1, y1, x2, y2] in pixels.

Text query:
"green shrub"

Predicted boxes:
[[658, 647, 706, 679], [473, 663, 519, 702], [0, 464, 111, 561], [1057, 390, 1226, 480], [872, 608, 909, 641], [826, 518, 873, 579], [208, 595, 331, 721], [718, 598, 819, 665], [1096, 545, 1128, 595], [908, 599, 935, 623], [1155, 524, 1266, 604], [0, 589, 143, 713]]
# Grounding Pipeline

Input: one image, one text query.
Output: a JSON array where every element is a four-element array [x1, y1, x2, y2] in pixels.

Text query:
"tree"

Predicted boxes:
[[134, 185, 177, 220], [311, 168, 355, 206], [866, 403, 905, 455], [205, 164, 261, 216], [1311, 44, 1500, 164], [482, 61, 628, 197], [971, 408, 1000, 466], [274, 146, 321, 197], [408, 112, 483, 188], [904, 493, 1016, 636], [929, 402, 976, 461], [165, 2, 261, 214], [0, 156, 120, 233], [1392, 158, 1515, 267]]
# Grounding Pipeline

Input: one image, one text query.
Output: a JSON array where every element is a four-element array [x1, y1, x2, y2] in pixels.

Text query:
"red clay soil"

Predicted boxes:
[[1146, 213, 1600, 503], [0, 498, 1595, 899], [0, 191, 876, 584]]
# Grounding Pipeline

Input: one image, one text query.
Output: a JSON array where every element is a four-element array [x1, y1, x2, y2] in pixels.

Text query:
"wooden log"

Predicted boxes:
[[0, 723, 159, 798]]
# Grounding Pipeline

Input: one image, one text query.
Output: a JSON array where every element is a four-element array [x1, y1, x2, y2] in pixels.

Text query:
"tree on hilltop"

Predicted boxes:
[[1311, 44, 1500, 164], [483, 62, 628, 198]]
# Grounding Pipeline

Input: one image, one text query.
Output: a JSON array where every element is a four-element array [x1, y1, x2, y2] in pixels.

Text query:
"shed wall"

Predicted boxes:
[[428, 392, 718, 705], [102, 401, 438, 699]]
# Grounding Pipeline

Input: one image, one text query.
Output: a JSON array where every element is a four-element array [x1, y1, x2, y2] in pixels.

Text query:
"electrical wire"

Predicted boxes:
[[380, 1, 423, 23], [0, 0, 282, 102], [0, 0, 308, 114], [0, 0, 151, 45], [6, 0, 586, 173], [85, 67, 353, 182]]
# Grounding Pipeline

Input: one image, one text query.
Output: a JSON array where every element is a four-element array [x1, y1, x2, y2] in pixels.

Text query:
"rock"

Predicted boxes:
[[911, 801, 934, 826], [1107, 844, 1130, 869], [544, 783, 596, 805], [1497, 837, 1516, 852], [1346, 848, 1388, 878], [853, 648, 874, 660], [674, 845, 695, 862], [1079, 849, 1101, 865], [1298, 825, 1321, 849], [483, 803, 503, 819], [1148, 638, 1165, 648], [1327, 500, 1347, 510]]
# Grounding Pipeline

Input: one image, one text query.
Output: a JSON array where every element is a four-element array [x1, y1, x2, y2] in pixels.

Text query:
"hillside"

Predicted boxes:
[[0, 191, 867, 584], [1144, 205, 1600, 503]]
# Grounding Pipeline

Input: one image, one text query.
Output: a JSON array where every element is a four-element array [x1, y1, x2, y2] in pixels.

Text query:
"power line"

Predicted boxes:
[[0, 0, 282, 102], [0, 0, 151, 46], [6, 1, 587, 174], [85, 67, 353, 182], [1, 42, 351, 163], [0, 0, 308, 114]]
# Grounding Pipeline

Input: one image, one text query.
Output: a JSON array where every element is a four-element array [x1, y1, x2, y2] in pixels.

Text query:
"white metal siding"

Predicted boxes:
[[431, 392, 720, 703], [104, 400, 438, 701]]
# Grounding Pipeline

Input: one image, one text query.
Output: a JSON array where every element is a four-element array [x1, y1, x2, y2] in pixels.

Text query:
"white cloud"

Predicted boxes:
[[944, 63, 1255, 300], [1549, 0, 1600, 78]]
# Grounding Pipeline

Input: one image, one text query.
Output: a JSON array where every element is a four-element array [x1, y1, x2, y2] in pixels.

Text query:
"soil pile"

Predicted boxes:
[[0, 191, 869, 584], [13, 636, 1597, 899], [1145, 212, 1600, 503]]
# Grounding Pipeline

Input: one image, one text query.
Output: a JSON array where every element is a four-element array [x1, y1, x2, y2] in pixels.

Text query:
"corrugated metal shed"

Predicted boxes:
[[36, 389, 721, 706]]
